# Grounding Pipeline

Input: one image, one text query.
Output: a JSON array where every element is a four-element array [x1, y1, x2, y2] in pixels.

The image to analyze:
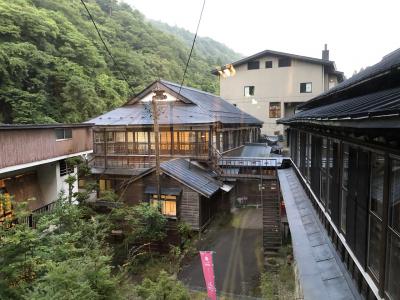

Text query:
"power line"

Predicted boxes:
[[79, 0, 134, 94], [178, 0, 206, 94]]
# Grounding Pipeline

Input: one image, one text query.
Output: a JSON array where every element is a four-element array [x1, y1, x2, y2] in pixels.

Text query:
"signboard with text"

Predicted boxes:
[[199, 251, 217, 300]]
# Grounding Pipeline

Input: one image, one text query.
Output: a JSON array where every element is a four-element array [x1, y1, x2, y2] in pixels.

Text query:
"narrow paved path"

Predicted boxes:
[[179, 208, 263, 296]]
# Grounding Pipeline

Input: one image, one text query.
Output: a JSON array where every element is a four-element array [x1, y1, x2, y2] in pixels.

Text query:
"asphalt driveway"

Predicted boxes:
[[179, 208, 263, 297]]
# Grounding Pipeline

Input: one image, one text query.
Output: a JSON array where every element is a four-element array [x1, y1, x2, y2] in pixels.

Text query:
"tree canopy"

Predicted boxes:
[[0, 0, 239, 124]]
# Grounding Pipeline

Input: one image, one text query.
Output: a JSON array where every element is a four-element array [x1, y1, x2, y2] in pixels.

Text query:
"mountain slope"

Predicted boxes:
[[0, 0, 224, 124], [152, 20, 242, 66]]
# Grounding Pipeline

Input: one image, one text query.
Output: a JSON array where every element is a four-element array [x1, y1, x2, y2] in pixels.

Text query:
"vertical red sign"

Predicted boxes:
[[200, 251, 217, 300]]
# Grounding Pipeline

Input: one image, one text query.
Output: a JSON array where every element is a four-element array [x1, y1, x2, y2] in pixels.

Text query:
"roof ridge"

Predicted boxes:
[[160, 79, 221, 98]]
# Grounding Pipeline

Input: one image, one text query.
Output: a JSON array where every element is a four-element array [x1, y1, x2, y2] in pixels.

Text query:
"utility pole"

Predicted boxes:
[[151, 88, 166, 202]]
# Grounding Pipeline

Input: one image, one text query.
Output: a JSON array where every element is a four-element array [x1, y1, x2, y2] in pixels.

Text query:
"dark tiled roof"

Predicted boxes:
[[279, 48, 400, 125], [87, 80, 262, 126], [298, 48, 400, 110], [160, 158, 221, 198], [279, 87, 400, 124], [212, 49, 342, 77]]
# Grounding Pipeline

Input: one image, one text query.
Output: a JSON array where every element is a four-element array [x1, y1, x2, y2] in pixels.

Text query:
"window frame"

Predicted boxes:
[[59, 159, 74, 177], [55, 128, 72, 141], [244, 86, 255, 97], [367, 152, 385, 281], [247, 61, 260, 70], [300, 82, 313, 93], [269, 102, 281, 118], [278, 57, 291, 67], [340, 143, 350, 234], [151, 194, 177, 218], [384, 156, 400, 299], [265, 60, 273, 68]]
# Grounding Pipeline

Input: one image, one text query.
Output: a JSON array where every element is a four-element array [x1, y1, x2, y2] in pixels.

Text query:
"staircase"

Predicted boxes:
[[263, 178, 282, 251], [209, 146, 282, 251]]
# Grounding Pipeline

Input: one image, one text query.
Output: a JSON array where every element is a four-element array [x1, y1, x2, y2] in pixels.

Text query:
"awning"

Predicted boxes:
[[220, 184, 234, 192], [144, 186, 182, 196]]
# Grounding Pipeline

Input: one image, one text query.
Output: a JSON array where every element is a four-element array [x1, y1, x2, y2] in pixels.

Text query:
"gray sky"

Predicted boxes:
[[124, 0, 399, 78]]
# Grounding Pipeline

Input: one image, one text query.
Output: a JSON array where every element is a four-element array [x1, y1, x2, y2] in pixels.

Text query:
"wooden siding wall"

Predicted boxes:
[[0, 127, 92, 170], [117, 172, 200, 230], [180, 187, 200, 230], [5, 172, 44, 210]]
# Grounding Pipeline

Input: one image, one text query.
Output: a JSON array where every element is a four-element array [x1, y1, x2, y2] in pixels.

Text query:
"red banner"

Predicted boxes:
[[200, 251, 217, 300]]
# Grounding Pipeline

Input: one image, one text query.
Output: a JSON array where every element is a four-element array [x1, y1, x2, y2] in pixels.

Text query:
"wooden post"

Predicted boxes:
[[151, 89, 166, 202]]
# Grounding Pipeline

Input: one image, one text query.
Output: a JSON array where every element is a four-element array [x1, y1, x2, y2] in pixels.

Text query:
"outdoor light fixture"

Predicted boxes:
[[251, 98, 258, 104], [217, 64, 236, 78]]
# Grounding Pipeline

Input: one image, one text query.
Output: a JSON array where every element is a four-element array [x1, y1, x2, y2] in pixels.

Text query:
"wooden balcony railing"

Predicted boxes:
[[94, 142, 209, 158]]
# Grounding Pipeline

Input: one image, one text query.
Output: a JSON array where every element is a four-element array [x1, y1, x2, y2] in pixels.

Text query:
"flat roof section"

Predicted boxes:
[[278, 168, 362, 300]]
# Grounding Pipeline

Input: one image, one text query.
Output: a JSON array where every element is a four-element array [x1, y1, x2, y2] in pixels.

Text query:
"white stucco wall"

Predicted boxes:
[[219, 56, 338, 136], [36, 161, 78, 205]]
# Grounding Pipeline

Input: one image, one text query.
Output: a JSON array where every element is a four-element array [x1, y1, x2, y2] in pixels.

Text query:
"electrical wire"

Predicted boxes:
[[178, 0, 206, 94], [79, 0, 134, 94]]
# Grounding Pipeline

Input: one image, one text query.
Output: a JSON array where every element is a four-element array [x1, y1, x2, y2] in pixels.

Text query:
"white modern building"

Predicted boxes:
[[213, 45, 344, 136]]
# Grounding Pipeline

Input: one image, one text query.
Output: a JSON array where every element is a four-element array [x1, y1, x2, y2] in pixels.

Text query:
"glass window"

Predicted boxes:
[[300, 82, 312, 93], [385, 230, 400, 300], [389, 159, 400, 233], [247, 61, 260, 70], [340, 144, 349, 233], [265, 60, 273, 68], [244, 86, 255, 97], [94, 132, 104, 143], [55, 128, 72, 140], [106, 132, 114, 142], [99, 179, 112, 192], [278, 57, 291, 67], [269, 102, 281, 118], [320, 138, 328, 205], [368, 215, 382, 279], [59, 159, 74, 176], [385, 158, 400, 299], [370, 154, 385, 217], [305, 134, 312, 181], [151, 194, 177, 217], [115, 132, 125, 142], [135, 132, 148, 143]]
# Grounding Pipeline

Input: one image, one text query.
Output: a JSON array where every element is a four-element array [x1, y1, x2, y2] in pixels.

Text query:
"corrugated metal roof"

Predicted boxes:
[[279, 86, 400, 124], [87, 80, 262, 126], [224, 143, 272, 158], [298, 48, 400, 110], [160, 158, 221, 198]]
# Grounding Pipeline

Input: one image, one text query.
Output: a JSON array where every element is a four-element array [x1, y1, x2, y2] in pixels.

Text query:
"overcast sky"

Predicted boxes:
[[124, 0, 399, 78]]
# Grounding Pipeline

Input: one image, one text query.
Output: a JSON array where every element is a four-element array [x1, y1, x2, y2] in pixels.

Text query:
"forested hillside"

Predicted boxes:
[[0, 0, 232, 124], [151, 20, 242, 66]]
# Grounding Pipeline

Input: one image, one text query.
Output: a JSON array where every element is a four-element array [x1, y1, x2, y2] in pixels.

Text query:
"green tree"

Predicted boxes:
[[0, 0, 233, 124], [135, 270, 190, 300]]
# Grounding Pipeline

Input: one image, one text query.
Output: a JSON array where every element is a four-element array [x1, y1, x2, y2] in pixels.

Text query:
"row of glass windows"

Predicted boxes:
[[94, 129, 257, 154], [289, 129, 400, 300], [243, 82, 312, 99], [95, 131, 207, 144]]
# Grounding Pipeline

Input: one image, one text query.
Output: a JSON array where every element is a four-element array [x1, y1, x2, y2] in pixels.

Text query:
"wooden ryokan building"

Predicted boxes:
[[279, 48, 400, 300], [87, 80, 263, 230]]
